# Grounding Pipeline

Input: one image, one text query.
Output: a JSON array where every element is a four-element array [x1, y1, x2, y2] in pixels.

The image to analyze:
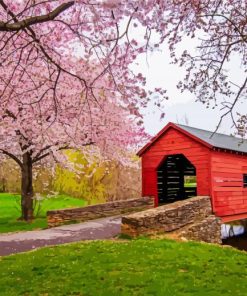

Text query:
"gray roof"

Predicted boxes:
[[176, 123, 247, 154]]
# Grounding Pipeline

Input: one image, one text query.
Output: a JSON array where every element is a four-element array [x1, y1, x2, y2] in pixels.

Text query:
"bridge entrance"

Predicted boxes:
[[157, 154, 197, 205]]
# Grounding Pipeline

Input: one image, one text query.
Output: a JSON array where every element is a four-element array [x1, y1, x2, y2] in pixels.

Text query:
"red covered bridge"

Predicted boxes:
[[138, 122, 247, 222]]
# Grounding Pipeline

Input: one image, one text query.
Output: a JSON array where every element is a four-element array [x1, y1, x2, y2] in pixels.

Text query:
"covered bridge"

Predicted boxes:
[[137, 122, 247, 222]]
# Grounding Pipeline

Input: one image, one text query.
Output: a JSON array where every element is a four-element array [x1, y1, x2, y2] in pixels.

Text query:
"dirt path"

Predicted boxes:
[[0, 216, 122, 256]]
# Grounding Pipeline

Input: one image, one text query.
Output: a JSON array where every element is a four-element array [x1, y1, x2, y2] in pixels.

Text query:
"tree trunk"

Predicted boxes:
[[2, 178, 6, 193], [21, 152, 34, 221]]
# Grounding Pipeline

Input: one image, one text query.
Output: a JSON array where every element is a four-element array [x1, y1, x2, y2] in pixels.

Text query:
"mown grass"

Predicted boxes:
[[0, 193, 86, 233], [0, 239, 247, 295]]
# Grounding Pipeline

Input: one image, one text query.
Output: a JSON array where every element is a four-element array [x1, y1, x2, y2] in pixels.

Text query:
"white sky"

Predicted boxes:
[[134, 39, 246, 136]]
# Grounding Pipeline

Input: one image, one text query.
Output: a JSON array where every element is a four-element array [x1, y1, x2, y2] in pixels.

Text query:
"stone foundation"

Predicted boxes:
[[178, 215, 222, 244], [47, 196, 154, 227], [121, 196, 222, 244]]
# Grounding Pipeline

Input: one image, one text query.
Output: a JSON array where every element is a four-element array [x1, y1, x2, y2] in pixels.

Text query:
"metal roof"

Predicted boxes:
[[176, 123, 247, 154]]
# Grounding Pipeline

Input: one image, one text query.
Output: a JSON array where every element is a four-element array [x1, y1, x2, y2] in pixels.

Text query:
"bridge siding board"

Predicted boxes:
[[211, 150, 247, 217], [140, 123, 247, 221]]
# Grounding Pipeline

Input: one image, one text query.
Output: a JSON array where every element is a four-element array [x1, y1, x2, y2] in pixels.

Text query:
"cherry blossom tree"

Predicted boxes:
[[0, 0, 154, 221], [0, 58, 146, 221], [0, 0, 163, 114]]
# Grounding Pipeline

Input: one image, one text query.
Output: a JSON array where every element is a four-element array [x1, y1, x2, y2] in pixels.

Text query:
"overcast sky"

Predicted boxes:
[[134, 39, 245, 137]]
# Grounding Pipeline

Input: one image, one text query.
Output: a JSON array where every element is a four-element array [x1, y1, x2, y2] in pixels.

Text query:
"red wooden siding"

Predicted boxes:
[[142, 127, 211, 206], [211, 150, 247, 220]]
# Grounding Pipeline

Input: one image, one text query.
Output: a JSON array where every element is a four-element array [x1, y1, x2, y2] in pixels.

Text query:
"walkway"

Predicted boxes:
[[0, 216, 122, 256]]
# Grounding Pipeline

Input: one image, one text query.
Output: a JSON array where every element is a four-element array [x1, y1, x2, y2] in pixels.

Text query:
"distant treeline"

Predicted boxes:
[[0, 151, 141, 203]]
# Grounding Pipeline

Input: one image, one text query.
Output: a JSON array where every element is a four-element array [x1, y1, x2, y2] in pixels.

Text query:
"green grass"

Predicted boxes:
[[0, 239, 247, 295], [0, 193, 86, 233], [184, 183, 197, 188]]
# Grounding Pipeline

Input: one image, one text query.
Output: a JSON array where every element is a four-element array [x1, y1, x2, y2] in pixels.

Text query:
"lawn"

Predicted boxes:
[[0, 239, 246, 296], [0, 193, 87, 233], [184, 183, 197, 188]]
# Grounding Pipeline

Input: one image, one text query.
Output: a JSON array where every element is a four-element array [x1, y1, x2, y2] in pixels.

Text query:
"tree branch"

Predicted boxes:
[[0, 149, 23, 168], [214, 75, 247, 134], [32, 141, 95, 164], [0, 1, 75, 32], [0, 0, 88, 100]]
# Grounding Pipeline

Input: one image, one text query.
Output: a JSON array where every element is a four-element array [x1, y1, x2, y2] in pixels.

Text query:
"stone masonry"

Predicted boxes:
[[178, 215, 222, 244], [47, 196, 154, 227], [121, 196, 222, 244]]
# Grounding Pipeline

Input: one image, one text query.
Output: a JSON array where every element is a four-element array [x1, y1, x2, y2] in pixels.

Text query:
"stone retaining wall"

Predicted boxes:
[[121, 196, 222, 244], [178, 215, 222, 244], [47, 196, 154, 227]]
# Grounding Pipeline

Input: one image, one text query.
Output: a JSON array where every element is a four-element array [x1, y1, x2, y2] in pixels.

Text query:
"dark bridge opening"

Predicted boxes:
[[157, 154, 197, 205]]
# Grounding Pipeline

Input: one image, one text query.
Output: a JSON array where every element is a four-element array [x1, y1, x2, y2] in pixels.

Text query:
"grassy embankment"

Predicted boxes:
[[0, 193, 86, 233], [0, 239, 247, 295]]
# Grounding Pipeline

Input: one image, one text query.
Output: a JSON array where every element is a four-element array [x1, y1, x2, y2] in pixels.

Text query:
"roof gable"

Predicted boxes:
[[137, 122, 212, 156], [137, 122, 247, 156]]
